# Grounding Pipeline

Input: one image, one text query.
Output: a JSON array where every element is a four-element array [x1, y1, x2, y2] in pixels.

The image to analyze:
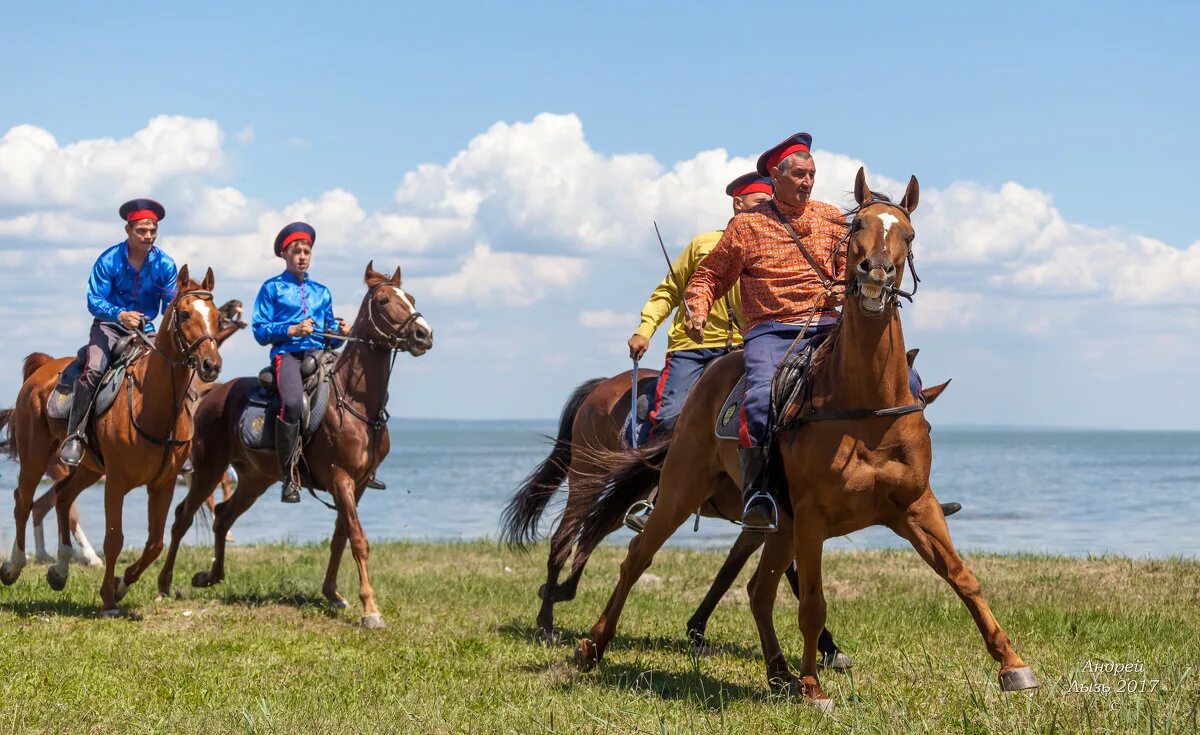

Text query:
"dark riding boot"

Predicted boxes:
[[276, 418, 302, 504], [739, 446, 777, 533], [366, 475, 386, 491], [58, 382, 96, 467]]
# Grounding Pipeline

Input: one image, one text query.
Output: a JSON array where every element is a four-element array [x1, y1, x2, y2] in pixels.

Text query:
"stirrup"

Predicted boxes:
[[741, 492, 778, 533], [280, 479, 301, 504], [58, 436, 85, 467], [623, 499, 654, 534]]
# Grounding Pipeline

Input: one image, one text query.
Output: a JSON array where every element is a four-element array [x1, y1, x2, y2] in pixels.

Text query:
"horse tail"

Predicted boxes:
[[500, 377, 605, 550], [0, 408, 13, 459], [555, 438, 671, 566], [22, 352, 53, 382]]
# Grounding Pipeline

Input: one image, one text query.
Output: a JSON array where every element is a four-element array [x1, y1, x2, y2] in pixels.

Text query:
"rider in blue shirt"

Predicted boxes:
[[252, 222, 347, 503], [59, 199, 178, 466]]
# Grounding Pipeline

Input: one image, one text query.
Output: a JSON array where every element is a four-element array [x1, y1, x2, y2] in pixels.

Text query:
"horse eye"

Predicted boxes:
[[179, 310, 191, 321]]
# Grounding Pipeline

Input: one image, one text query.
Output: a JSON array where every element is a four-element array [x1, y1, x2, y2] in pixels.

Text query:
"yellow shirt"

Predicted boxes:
[[634, 230, 744, 353]]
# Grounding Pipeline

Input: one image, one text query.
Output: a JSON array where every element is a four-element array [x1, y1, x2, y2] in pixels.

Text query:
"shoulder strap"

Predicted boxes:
[[769, 202, 836, 288]]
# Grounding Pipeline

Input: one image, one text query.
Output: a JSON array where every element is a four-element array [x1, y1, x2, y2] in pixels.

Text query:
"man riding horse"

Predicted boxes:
[[59, 199, 178, 467], [621, 172, 770, 529], [684, 133, 942, 532], [252, 222, 349, 503]]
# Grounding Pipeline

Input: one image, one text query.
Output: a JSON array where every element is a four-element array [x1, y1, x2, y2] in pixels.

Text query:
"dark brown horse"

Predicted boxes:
[[11, 299, 248, 566], [1, 267, 224, 614], [156, 262, 433, 628], [567, 169, 1037, 708]]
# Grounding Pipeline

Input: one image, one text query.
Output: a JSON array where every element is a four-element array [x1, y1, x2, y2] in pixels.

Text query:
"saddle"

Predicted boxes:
[[714, 332, 830, 441], [237, 351, 338, 450], [46, 334, 147, 422]]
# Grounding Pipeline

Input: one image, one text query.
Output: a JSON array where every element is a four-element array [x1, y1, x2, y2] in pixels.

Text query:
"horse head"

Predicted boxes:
[[162, 265, 223, 382], [356, 260, 434, 356], [846, 167, 919, 318]]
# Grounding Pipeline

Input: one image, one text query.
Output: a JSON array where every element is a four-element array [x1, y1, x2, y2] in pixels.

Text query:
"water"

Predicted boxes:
[[0, 421, 1196, 559]]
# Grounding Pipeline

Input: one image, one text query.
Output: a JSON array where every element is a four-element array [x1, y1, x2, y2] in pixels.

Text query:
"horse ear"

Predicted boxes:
[[906, 348, 919, 368], [176, 264, 190, 290], [201, 267, 215, 291], [920, 378, 951, 405], [900, 175, 920, 213], [364, 260, 381, 284], [390, 266, 402, 285], [854, 166, 871, 205]]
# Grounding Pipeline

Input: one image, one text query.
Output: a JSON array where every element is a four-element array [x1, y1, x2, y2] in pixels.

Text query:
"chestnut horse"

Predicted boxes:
[[1, 267, 223, 614], [10, 298, 248, 566], [567, 169, 1037, 708], [156, 262, 433, 628], [501, 369, 858, 667]]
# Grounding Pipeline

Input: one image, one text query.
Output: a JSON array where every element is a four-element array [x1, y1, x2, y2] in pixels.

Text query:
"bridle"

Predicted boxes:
[[162, 290, 219, 369], [841, 199, 921, 308]]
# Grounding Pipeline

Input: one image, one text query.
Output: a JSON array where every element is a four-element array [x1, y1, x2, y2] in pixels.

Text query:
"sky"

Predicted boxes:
[[1, 2, 1198, 429]]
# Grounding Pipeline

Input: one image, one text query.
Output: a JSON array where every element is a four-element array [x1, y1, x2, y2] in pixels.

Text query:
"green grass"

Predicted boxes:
[[0, 541, 1197, 734]]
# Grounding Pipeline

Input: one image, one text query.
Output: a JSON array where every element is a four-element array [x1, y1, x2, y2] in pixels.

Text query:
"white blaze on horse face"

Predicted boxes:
[[391, 287, 432, 334], [877, 212, 900, 243], [191, 297, 215, 326]]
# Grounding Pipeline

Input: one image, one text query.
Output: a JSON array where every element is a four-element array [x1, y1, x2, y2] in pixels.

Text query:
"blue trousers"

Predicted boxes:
[[739, 321, 835, 448], [647, 347, 731, 439]]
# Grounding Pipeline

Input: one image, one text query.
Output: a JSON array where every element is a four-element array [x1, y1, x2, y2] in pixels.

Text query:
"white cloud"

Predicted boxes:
[[0, 115, 224, 208], [579, 309, 635, 329], [233, 125, 255, 144], [910, 289, 984, 330], [409, 244, 586, 306]]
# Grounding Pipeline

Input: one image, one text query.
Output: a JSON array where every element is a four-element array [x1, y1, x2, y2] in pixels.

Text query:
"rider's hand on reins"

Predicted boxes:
[[288, 318, 315, 338], [684, 314, 706, 343], [335, 318, 349, 336], [118, 310, 145, 330]]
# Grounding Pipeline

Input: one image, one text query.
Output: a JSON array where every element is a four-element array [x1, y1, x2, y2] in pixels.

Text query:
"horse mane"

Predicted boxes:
[[22, 352, 54, 381]]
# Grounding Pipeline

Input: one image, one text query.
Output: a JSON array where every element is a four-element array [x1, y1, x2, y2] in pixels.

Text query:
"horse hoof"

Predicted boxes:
[[361, 613, 386, 630], [99, 608, 120, 618], [807, 697, 835, 712], [535, 628, 561, 646], [76, 551, 102, 567], [0, 564, 19, 586], [999, 666, 1039, 691], [819, 651, 855, 671], [114, 579, 129, 602], [573, 638, 598, 672], [329, 598, 349, 610], [191, 571, 215, 588], [46, 567, 68, 592]]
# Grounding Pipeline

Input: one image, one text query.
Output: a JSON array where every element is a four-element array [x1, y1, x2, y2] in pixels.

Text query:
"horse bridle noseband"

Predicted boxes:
[[842, 199, 921, 307], [363, 284, 425, 352], [148, 289, 219, 369]]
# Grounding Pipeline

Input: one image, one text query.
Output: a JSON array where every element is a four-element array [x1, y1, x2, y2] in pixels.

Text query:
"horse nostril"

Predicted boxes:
[[857, 259, 872, 274]]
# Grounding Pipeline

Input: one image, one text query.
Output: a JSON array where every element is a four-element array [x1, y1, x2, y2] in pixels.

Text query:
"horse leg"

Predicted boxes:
[[32, 487, 57, 563], [321, 514, 350, 609], [68, 501, 102, 566], [1, 444, 54, 585], [686, 529, 763, 652], [97, 478, 127, 615], [45, 467, 102, 592], [892, 490, 1037, 691], [328, 475, 382, 628], [159, 454, 229, 596], [534, 519, 575, 642], [779, 564, 854, 670], [574, 478, 701, 671], [748, 524, 804, 693], [792, 526, 834, 709], [193, 472, 271, 588], [113, 476, 174, 602]]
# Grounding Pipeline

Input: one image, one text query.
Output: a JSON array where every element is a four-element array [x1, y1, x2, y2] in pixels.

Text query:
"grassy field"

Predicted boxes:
[[0, 541, 1196, 734]]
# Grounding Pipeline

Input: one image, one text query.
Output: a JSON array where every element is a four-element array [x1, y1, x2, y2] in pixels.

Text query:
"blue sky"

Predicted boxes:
[[2, 2, 1198, 428]]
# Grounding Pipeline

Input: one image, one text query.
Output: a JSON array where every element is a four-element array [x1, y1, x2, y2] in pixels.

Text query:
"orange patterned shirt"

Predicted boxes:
[[685, 199, 847, 334]]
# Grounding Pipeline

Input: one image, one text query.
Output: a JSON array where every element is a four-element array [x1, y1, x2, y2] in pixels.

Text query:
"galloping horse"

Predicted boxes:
[[156, 262, 433, 628], [12, 298, 248, 566], [1, 267, 223, 614], [567, 169, 1037, 708], [501, 369, 859, 666]]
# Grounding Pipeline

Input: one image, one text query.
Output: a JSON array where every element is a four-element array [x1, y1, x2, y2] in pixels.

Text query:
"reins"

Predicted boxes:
[[125, 288, 219, 480]]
